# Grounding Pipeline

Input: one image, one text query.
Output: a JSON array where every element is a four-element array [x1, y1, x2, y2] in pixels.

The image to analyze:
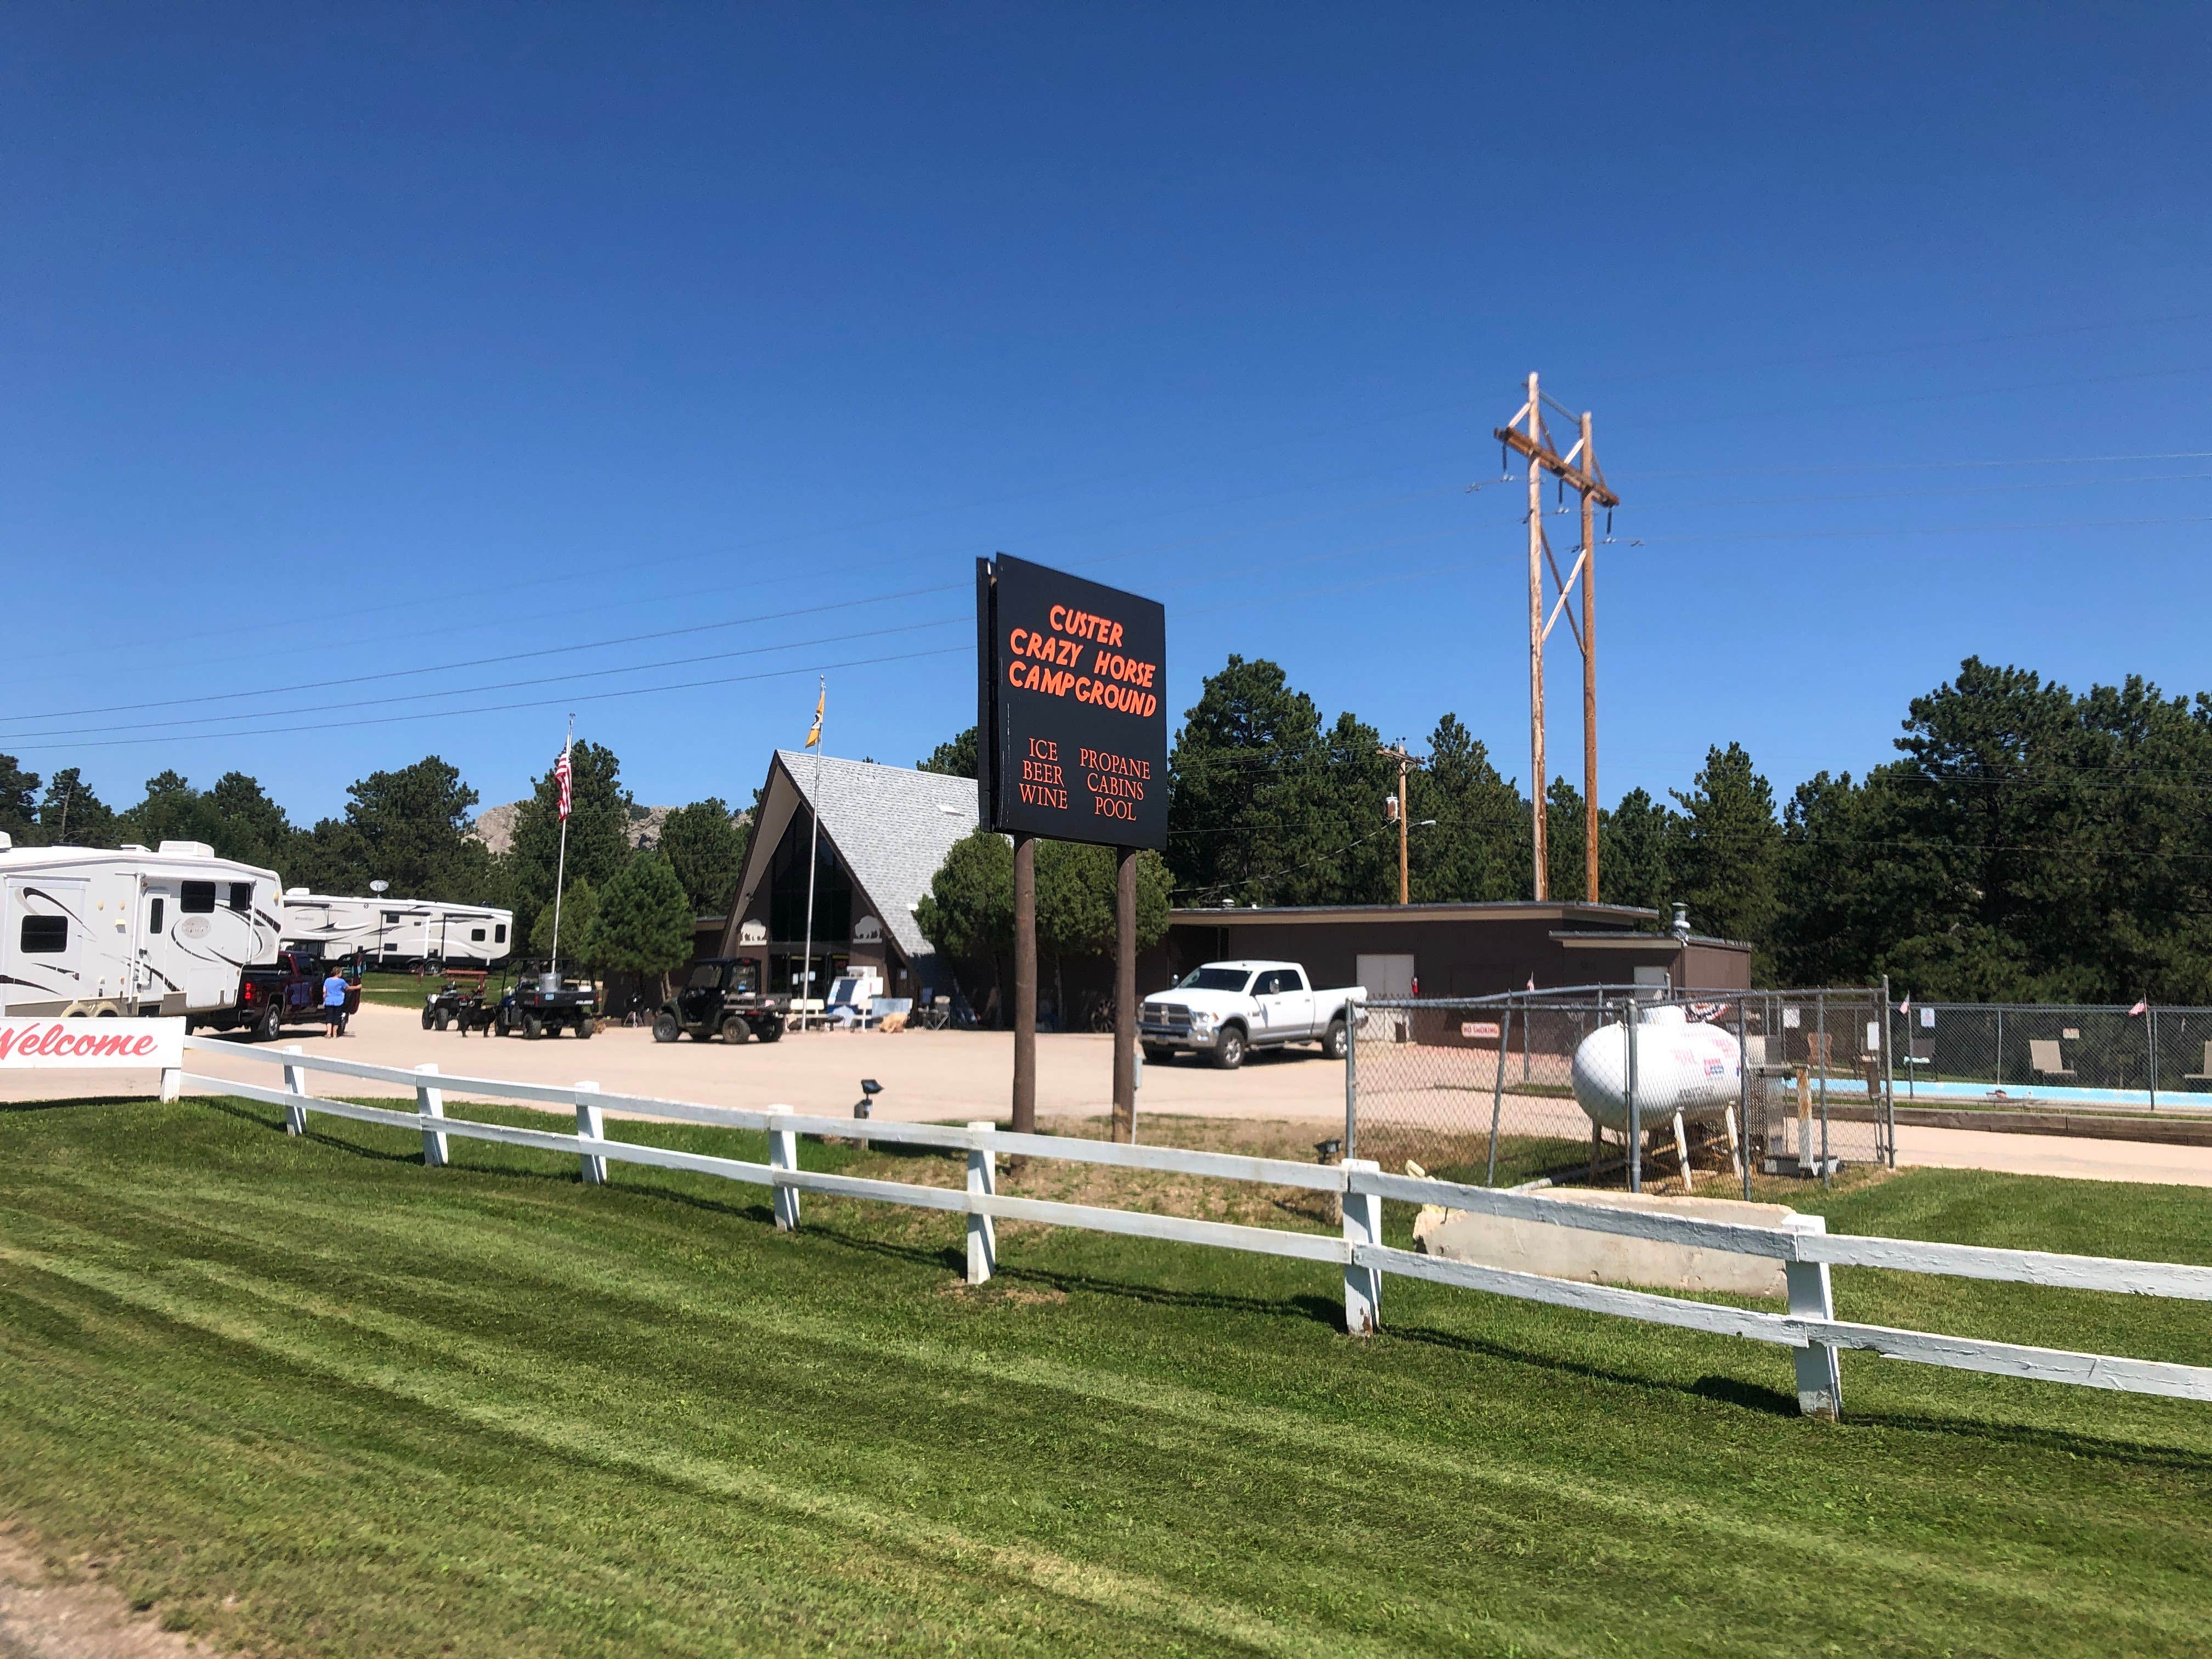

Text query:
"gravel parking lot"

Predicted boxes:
[[10, 1001, 2212, 1184]]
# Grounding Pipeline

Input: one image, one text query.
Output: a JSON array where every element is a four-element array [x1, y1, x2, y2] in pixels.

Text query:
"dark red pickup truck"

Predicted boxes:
[[202, 951, 362, 1042]]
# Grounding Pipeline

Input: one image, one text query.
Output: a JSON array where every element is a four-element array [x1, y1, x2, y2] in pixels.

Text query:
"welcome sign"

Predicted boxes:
[[976, 554, 1169, 851], [0, 1018, 184, 1069]]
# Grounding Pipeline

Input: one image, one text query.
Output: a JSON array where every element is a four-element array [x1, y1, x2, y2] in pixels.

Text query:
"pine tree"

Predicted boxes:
[[586, 855, 693, 1001]]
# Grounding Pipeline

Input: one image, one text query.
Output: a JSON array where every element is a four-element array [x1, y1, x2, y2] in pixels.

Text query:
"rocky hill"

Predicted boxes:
[[470, 802, 740, 856]]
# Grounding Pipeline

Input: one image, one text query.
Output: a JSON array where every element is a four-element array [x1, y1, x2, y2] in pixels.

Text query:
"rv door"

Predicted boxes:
[[138, 879, 187, 1014]]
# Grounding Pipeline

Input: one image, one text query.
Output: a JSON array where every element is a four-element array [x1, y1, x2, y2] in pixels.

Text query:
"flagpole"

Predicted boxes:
[[550, 715, 573, 979], [800, 678, 824, 1025]]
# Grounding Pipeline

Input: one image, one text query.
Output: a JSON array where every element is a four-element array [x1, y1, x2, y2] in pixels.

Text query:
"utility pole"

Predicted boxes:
[[1379, 742, 1421, 905], [1495, 376, 1618, 902]]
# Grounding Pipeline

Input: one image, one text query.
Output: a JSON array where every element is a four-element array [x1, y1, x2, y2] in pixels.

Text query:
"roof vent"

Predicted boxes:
[[158, 840, 215, 858], [120, 843, 150, 853], [286, 886, 310, 896], [1671, 902, 1691, 941]]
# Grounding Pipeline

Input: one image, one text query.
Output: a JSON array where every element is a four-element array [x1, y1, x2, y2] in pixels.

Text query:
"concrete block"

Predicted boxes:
[[1413, 1187, 1798, 1299]]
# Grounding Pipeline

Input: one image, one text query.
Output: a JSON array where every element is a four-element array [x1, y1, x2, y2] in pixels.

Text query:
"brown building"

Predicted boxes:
[[697, 749, 1751, 1016], [1160, 902, 1750, 999]]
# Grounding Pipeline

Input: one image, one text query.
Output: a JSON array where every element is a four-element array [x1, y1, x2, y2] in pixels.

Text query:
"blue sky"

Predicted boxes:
[[4, 3, 2208, 822]]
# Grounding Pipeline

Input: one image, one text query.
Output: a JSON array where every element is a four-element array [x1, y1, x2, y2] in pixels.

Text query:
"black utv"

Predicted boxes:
[[491, 962, 599, 1040], [654, 957, 788, 1045]]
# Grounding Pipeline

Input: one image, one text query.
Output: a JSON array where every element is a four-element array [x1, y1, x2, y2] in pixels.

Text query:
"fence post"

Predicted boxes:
[[766, 1106, 800, 1231], [1815, 989, 1830, 1184], [575, 1081, 605, 1186], [1879, 976, 1897, 1166], [1782, 1212, 1842, 1420], [1340, 1157, 1382, 1335], [1342, 995, 1360, 1160], [158, 1067, 182, 1103], [2148, 1006, 2160, 1113], [416, 1063, 447, 1168], [1625, 1000, 1641, 1194], [282, 1043, 309, 1136], [1736, 999, 1752, 1200], [966, 1121, 997, 1284], [1486, 1001, 1513, 1187]]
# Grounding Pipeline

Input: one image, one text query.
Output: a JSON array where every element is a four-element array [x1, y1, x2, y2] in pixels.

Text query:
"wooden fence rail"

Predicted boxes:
[[170, 1036, 2212, 1418]]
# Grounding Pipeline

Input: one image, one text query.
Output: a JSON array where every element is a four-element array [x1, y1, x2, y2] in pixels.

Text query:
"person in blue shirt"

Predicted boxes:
[[322, 968, 351, 1037]]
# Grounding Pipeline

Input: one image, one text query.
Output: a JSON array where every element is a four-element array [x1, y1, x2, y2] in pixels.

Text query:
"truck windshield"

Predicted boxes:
[[1176, 967, 1253, 993]]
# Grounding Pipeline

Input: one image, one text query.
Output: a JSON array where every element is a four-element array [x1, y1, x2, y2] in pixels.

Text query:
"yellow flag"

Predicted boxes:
[[805, 682, 824, 748]]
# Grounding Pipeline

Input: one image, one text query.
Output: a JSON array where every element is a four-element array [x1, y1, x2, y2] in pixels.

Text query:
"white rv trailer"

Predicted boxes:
[[279, 891, 513, 968], [0, 837, 282, 1020]]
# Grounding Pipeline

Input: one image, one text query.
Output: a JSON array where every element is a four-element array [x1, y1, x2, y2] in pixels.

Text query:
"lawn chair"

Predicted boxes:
[[1904, 1039, 1936, 1068], [2183, 1041, 2212, 1086], [2029, 1039, 2076, 1081]]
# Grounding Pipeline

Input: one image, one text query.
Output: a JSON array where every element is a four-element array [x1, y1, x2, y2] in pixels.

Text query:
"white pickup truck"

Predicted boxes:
[[1138, 960, 1362, 1069]]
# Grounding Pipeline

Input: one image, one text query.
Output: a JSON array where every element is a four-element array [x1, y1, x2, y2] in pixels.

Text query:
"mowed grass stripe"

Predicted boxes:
[[2, 1095, 2210, 1656]]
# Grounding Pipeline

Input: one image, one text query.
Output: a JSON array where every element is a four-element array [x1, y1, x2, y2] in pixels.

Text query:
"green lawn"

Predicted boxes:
[[3, 1096, 2211, 1656]]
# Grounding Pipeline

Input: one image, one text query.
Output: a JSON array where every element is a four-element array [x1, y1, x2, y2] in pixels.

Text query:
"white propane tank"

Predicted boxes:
[[1571, 1004, 1741, 1132]]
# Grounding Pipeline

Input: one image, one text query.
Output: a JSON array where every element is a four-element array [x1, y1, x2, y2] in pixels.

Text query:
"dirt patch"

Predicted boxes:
[[0, 1526, 202, 1658]]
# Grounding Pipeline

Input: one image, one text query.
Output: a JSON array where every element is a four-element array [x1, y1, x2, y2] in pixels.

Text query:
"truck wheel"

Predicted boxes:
[[436, 1010, 453, 1032], [524, 1013, 544, 1040], [1321, 1018, 1348, 1061], [421, 1006, 436, 1030], [753, 1017, 784, 1043], [1142, 1043, 1175, 1064], [1209, 1025, 1246, 1070], [257, 1000, 284, 1042], [721, 1015, 749, 1045], [574, 1014, 594, 1039], [652, 1011, 681, 1043]]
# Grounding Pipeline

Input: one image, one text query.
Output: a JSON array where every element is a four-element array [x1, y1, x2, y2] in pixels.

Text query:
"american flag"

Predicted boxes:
[[554, 740, 573, 822]]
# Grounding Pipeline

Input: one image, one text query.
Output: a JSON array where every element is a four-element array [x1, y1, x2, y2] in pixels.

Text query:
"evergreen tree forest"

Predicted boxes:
[[12, 652, 2208, 1003]]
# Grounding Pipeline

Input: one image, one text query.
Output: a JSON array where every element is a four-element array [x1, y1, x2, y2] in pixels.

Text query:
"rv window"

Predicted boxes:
[[228, 883, 252, 912], [382, 911, 400, 924], [495, 924, 507, 944], [148, 898, 165, 935], [180, 882, 217, 913], [470, 928, 486, 942], [19, 916, 67, 954]]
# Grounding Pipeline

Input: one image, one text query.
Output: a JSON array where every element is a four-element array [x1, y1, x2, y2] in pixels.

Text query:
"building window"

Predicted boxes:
[[20, 916, 66, 953], [180, 882, 216, 913], [765, 805, 853, 944]]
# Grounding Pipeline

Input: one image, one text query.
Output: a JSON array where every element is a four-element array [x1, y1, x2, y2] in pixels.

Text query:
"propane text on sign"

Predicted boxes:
[[0, 1018, 184, 1069]]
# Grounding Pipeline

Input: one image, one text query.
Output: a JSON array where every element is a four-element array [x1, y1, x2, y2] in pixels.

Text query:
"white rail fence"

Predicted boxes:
[[169, 1036, 2212, 1419]]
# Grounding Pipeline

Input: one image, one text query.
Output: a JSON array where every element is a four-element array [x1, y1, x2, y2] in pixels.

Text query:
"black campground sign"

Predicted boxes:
[[975, 554, 1168, 851]]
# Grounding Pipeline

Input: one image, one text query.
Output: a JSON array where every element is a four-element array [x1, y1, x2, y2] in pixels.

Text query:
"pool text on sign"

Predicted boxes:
[[978, 555, 1169, 851]]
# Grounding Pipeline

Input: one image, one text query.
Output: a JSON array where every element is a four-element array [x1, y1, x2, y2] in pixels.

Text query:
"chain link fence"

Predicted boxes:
[[1886, 1003, 2212, 1110], [1347, 985, 1896, 1196]]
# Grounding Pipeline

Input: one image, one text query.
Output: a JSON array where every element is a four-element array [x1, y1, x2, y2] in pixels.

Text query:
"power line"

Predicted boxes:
[[0, 646, 969, 753]]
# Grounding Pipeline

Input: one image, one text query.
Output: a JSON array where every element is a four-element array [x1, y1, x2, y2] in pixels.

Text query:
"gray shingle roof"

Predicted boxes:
[[775, 751, 978, 961]]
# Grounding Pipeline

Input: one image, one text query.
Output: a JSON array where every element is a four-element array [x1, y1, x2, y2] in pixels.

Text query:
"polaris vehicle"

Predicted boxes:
[[654, 957, 789, 1045], [490, 961, 598, 1040]]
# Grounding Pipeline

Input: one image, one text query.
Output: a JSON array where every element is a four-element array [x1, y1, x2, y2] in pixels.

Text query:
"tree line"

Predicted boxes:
[[0, 745, 749, 990], [917, 653, 2212, 1004]]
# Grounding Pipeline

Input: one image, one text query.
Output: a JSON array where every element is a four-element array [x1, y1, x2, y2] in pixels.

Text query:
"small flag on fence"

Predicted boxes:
[[2129, 998, 2148, 1017], [1899, 994, 1911, 1015], [554, 738, 573, 822]]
